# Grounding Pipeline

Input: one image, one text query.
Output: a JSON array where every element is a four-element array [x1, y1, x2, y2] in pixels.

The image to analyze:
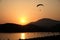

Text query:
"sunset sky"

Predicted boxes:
[[0, 0, 60, 25]]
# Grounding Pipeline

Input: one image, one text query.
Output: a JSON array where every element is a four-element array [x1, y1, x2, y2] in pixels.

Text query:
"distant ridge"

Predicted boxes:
[[37, 18, 59, 22], [31, 18, 60, 27], [0, 18, 60, 32]]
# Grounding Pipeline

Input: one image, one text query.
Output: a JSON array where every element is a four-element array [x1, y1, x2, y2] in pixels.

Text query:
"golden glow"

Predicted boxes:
[[0, 0, 60, 24], [21, 33, 26, 39], [19, 17, 29, 25]]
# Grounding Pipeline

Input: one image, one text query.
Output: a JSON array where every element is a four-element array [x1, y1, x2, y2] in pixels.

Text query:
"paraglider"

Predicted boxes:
[[36, 4, 44, 11], [37, 4, 44, 7]]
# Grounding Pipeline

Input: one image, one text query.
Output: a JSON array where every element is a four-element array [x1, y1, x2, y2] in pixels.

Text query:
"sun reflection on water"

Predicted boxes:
[[21, 33, 26, 40]]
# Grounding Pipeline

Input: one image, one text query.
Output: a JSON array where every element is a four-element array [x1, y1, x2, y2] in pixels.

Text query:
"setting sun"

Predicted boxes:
[[19, 17, 29, 25]]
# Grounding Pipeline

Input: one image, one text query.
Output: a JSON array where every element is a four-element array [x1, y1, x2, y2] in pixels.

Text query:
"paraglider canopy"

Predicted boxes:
[[37, 4, 44, 7]]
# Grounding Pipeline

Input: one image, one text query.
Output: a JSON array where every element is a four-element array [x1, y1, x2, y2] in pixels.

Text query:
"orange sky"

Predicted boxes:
[[0, 0, 60, 25]]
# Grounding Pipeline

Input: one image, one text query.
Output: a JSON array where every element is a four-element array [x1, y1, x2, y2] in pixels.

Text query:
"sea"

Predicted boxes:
[[0, 32, 60, 40]]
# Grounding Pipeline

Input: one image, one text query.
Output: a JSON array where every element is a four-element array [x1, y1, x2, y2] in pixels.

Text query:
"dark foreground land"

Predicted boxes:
[[0, 18, 60, 32], [19, 35, 60, 40]]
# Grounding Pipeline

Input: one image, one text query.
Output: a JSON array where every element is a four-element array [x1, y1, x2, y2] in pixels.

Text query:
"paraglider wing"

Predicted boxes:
[[37, 4, 44, 7]]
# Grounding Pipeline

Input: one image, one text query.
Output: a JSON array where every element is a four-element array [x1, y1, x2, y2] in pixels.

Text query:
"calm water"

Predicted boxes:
[[0, 32, 60, 40]]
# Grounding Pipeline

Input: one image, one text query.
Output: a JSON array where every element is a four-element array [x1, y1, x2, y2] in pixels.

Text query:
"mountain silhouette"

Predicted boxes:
[[0, 23, 23, 32], [0, 18, 60, 32], [28, 18, 60, 31], [31, 18, 60, 27]]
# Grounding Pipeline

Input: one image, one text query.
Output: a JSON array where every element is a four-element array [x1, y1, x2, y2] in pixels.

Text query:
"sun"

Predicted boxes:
[[19, 17, 28, 25], [21, 19, 26, 24]]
